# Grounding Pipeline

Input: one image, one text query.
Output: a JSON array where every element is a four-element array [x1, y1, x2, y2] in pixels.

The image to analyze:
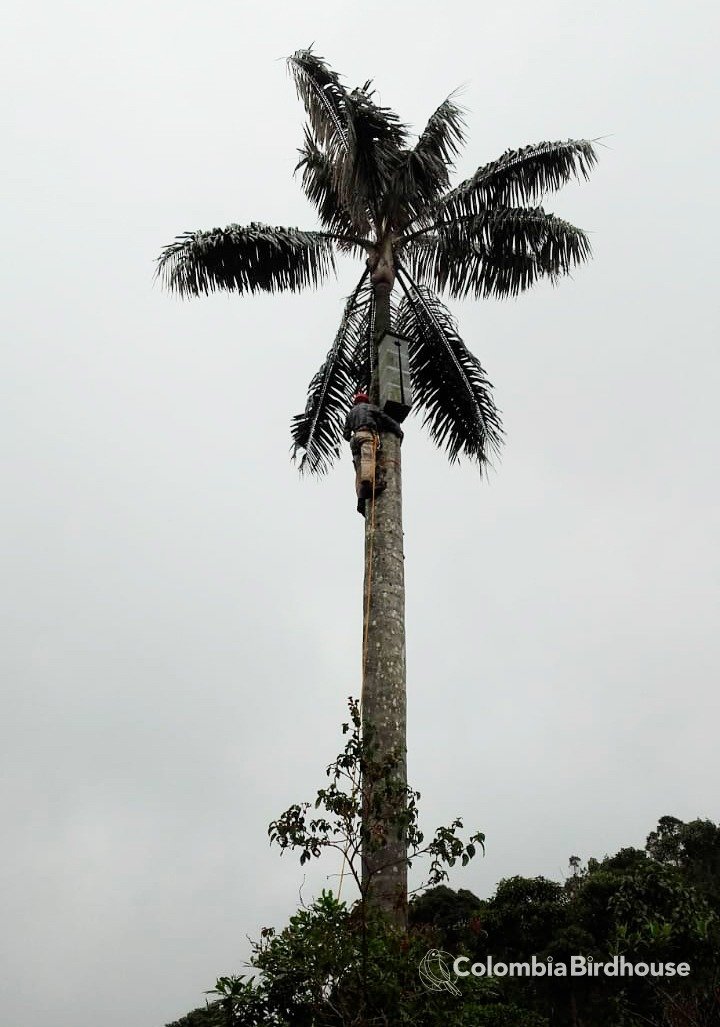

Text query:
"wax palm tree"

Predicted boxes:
[[157, 47, 597, 925]]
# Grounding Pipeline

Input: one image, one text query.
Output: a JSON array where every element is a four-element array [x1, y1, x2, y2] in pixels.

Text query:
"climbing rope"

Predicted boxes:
[[338, 433, 378, 900]]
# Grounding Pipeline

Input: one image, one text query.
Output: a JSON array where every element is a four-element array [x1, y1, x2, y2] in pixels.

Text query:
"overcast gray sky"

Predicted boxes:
[[2, 1, 719, 1025]]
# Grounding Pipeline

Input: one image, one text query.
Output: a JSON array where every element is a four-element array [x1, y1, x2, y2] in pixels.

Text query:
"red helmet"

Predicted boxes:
[[353, 391, 370, 404]]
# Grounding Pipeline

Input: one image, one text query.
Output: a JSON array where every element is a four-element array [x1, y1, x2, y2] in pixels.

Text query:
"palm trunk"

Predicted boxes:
[[361, 278, 408, 927]]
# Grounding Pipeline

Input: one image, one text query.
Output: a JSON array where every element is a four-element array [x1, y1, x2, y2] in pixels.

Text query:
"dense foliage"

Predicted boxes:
[[408, 819, 720, 1027], [165, 708, 719, 1027]]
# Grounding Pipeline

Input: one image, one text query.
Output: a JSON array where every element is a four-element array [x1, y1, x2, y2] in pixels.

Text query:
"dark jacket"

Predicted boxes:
[[343, 402, 404, 441]]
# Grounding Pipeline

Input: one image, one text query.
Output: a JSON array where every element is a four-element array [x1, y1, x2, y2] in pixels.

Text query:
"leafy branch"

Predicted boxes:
[[268, 698, 484, 903]]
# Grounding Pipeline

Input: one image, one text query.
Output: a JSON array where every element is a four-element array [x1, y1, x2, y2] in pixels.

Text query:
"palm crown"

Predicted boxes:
[[158, 48, 597, 474]]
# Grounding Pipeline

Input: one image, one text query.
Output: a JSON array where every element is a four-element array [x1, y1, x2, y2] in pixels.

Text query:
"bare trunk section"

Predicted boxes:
[[361, 277, 408, 927]]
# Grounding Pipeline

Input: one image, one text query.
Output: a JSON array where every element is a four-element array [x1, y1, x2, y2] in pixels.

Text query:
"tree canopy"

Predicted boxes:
[[165, 816, 720, 1027], [158, 48, 597, 474]]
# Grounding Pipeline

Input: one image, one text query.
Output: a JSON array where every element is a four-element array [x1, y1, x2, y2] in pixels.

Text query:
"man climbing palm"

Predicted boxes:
[[343, 392, 403, 511]]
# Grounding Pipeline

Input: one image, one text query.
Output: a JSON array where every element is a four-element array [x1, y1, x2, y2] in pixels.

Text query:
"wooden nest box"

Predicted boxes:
[[378, 332, 413, 423]]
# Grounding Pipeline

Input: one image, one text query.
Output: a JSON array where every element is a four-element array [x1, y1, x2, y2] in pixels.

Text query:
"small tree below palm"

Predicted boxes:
[[158, 48, 598, 924], [268, 698, 484, 904], [173, 702, 490, 1027]]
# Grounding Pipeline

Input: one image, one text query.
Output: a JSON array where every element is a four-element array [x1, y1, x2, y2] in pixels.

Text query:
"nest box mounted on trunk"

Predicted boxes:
[[378, 332, 413, 423]]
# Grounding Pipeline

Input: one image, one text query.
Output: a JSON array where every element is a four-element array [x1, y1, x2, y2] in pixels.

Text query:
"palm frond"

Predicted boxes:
[[288, 50, 407, 233], [387, 96, 466, 225], [346, 290, 374, 392], [403, 208, 591, 299], [415, 94, 466, 166], [157, 223, 337, 296], [291, 271, 372, 474], [395, 272, 503, 466], [339, 84, 407, 222], [295, 128, 362, 241], [287, 48, 351, 159], [432, 138, 598, 222]]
